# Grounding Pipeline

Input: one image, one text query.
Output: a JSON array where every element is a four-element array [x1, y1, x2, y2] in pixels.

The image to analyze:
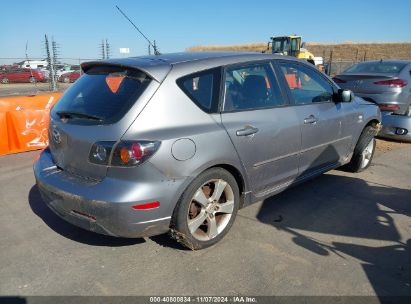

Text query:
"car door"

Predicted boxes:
[[220, 61, 301, 197], [8, 69, 19, 82], [16, 69, 27, 82], [276, 61, 352, 177]]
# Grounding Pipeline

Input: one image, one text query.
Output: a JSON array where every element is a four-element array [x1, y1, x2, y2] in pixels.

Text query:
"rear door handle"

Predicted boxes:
[[236, 126, 259, 136], [304, 115, 319, 124]]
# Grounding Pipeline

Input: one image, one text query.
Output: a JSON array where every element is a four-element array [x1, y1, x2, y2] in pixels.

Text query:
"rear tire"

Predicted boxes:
[[63, 77, 70, 83], [346, 126, 376, 172], [1, 77, 9, 84], [29, 76, 36, 83], [170, 168, 240, 250]]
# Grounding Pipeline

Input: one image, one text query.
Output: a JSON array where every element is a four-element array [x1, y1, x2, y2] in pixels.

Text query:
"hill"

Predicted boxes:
[[187, 42, 411, 60]]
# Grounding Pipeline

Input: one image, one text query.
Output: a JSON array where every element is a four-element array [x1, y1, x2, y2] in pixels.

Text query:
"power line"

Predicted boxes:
[[115, 5, 160, 55]]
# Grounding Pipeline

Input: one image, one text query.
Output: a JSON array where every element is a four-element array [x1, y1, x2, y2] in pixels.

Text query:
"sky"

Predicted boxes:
[[0, 0, 410, 64]]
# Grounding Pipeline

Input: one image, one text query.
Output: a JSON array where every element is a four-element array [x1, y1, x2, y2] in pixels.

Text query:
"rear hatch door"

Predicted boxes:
[[49, 64, 166, 180]]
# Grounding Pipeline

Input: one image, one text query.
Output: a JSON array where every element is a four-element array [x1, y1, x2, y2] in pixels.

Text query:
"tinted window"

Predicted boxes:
[[345, 62, 406, 74], [223, 63, 284, 111], [177, 68, 220, 113], [279, 62, 334, 105], [51, 66, 151, 124]]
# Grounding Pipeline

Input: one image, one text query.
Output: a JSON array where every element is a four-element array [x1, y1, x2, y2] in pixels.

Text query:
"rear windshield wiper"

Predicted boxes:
[[56, 111, 103, 122]]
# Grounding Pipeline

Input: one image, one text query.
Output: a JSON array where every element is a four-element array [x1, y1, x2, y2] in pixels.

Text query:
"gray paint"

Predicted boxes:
[[34, 52, 381, 239], [335, 60, 411, 115]]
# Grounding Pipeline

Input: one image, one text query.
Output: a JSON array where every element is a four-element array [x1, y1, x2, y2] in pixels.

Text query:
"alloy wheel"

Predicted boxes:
[[187, 179, 235, 241], [360, 139, 375, 169]]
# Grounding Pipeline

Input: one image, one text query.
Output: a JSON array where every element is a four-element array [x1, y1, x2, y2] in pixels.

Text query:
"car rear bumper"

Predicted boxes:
[[378, 113, 411, 142], [353, 92, 409, 115], [34, 148, 186, 238]]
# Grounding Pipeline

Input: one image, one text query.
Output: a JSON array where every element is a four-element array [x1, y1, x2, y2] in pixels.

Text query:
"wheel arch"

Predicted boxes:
[[172, 160, 250, 214], [365, 118, 381, 129], [208, 163, 247, 208]]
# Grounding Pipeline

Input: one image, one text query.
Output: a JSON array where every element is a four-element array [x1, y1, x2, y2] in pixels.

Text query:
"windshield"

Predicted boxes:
[[51, 66, 151, 124], [344, 62, 406, 74], [272, 37, 289, 54]]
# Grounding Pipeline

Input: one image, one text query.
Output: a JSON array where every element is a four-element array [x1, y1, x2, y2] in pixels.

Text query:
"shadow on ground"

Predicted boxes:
[[28, 185, 145, 247], [256, 173, 411, 296]]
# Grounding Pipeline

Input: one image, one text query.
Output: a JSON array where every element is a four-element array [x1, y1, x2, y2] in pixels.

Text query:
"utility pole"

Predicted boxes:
[[45, 34, 57, 92], [100, 39, 106, 59], [100, 39, 111, 59], [52, 36, 60, 87], [153, 40, 159, 55], [105, 39, 111, 59]]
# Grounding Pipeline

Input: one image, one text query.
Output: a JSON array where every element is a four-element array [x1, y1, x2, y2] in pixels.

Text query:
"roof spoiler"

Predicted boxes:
[[81, 59, 171, 82]]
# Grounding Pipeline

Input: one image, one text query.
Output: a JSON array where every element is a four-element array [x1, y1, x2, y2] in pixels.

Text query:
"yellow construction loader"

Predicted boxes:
[[265, 35, 323, 69]]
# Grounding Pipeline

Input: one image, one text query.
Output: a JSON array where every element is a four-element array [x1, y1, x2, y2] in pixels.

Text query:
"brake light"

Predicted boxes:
[[112, 140, 161, 167], [89, 140, 160, 166], [333, 77, 346, 84], [374, 79, 407, 88], [378, 104, 400, 111]]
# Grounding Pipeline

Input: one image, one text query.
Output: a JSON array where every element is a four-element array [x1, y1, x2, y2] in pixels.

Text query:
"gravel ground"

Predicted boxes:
[[0, 83, 71, 97], [0, 140, 410, 297]]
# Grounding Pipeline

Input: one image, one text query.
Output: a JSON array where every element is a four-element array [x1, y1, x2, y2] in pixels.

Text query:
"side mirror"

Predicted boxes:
[[338, 89, 354, 102]]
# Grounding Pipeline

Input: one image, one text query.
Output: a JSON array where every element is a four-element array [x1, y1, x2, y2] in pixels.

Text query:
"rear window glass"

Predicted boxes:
[[177, 68, 221, 113], [345, 62, 406, 74], [51, 66, 151, 124]]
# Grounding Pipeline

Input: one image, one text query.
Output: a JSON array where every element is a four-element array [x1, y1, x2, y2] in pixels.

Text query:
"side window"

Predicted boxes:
[[177, 68, 220, 113], [223, 63, 284, 112], [279, 62, 334, 105]]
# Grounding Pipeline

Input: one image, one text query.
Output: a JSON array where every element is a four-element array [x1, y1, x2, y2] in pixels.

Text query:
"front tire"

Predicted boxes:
[[346, 126, 376, 172], [1, 77, 9, 84], [170, 168, 240, 250], [29, 76, 36, 83]]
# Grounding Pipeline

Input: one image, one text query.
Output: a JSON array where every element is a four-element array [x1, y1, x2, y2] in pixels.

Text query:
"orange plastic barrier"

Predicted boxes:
[[0, 93, 62, 156], [285, 74, 302, 89]]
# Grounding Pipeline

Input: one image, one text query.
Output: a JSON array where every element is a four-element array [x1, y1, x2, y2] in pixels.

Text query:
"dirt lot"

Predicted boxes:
[[0, 140, 410, 297], [375, 139, 409, 156], [0, 83, 71, 97]]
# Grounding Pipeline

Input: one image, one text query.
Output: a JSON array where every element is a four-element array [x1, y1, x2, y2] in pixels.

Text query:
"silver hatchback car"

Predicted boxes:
[[34, 52, 381, 250]]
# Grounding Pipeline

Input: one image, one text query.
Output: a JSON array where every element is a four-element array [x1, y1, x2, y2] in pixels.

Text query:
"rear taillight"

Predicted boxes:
[[333, 77, 346, 84], [374, 79, 407, 88], [112, 141, 160, 166], [378, 104, 400, 111], [89, 140, 160, 167]]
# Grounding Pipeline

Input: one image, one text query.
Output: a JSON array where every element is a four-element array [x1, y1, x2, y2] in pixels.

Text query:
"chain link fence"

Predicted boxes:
[[324, 59, 359, 77]]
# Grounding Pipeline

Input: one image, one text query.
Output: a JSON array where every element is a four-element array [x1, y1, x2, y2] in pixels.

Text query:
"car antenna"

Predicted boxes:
[[115, 5, 161, 55]]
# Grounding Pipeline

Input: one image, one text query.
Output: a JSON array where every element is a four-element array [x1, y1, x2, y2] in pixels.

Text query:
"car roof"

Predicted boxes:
[[82, 52, 293, 82], [353, 60, 411, 64]]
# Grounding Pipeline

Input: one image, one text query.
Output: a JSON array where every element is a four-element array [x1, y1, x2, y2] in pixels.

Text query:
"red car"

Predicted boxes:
[[0, 68, 45, 84], [58, 71, 81, 83]]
